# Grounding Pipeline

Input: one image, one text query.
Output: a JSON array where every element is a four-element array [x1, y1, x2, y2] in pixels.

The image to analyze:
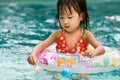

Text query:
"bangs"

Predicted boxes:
[[59, 4, 72, 15], [57, 0, 81, 15]]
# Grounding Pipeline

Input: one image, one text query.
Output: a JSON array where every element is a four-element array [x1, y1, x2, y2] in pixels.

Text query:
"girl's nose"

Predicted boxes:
[[64, 18, 68, 24]]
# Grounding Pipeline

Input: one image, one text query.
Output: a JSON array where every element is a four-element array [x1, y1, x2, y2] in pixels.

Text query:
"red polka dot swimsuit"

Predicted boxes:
[[56, 31, 88, 54]]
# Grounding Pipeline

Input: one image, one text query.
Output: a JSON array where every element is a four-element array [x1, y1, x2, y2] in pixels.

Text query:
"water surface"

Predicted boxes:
[[0, 1, 120, 80]]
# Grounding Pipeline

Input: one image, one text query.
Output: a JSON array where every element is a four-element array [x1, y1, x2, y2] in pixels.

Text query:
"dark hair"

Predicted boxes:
[[56, 0, 89, 29]]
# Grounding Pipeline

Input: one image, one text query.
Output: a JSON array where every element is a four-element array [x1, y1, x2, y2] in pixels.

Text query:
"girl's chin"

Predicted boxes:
[[64, 30, 72, 33]]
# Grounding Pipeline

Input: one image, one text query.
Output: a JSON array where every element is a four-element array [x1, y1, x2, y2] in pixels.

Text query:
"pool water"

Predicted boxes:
[[0, 1, 120, 80]]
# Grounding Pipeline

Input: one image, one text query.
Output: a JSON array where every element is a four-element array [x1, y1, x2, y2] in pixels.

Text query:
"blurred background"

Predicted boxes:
[[0, 0, 120, 80]]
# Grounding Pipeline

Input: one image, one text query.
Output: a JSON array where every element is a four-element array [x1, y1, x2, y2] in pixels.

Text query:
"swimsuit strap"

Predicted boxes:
[[62, 29, 65, 34], [80, 25, 84, 36], [76, 26, 84, 53]]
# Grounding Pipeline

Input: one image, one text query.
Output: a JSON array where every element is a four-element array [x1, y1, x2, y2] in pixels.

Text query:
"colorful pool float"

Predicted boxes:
[[36, 46, 120, 74]]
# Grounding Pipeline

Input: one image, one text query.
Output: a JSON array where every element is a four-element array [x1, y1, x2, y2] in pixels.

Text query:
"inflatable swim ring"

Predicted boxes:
[[36, 46, 120, 74]]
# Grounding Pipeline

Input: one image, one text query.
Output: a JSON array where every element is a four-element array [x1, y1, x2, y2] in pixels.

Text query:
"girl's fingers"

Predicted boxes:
[[85, 50, 90, 56], [27, 55, 33, 65], [91, 53, 95, 58], [88, 52, 92, 58], [27, 55, 36, 65], [30, 55, 35, 65], [85, 50, 94, 58], [32, 56, 37, 65]]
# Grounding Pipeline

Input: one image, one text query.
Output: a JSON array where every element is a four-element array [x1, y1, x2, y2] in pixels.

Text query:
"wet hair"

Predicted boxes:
[[56, 0, 89, 29]]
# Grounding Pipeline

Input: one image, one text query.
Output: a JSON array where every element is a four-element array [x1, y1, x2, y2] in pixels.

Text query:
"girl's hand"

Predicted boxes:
[[84, 50, 96, 58], [27, 54, 37, 66], [27, 54, 44, 73]]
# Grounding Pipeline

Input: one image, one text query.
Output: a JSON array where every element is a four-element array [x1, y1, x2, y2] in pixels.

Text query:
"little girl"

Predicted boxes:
[[27, 0, 105, 67]]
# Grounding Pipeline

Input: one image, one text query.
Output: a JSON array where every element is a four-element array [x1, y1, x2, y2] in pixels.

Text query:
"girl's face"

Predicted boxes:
[[59, 7, 83, 33]]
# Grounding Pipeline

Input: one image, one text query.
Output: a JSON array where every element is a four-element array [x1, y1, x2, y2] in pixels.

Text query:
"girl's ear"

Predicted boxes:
[[80, 13, 84, 21]]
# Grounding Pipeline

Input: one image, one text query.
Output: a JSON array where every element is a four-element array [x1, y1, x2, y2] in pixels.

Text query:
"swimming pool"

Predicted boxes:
[[0, 0, 120, 80]]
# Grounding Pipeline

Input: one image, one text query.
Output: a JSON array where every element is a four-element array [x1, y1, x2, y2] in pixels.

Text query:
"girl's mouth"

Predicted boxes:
[[64, 26, 70, 28]]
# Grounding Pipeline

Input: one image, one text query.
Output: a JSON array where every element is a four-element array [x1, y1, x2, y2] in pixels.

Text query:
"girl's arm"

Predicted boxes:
[[27, 30, 59, 65], [31, 30, 58, 56], [84, 30, 105, 58]]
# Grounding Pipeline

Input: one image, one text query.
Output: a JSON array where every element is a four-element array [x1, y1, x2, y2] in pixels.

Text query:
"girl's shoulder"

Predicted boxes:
[[83, 29, 94, 39], [53, 29, 63, 38], [84, 29, 93, 35]]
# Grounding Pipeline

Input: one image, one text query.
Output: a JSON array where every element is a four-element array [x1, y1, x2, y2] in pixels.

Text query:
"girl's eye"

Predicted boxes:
[[59, 16, 64, 19], [68, 16, 73, 19]]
